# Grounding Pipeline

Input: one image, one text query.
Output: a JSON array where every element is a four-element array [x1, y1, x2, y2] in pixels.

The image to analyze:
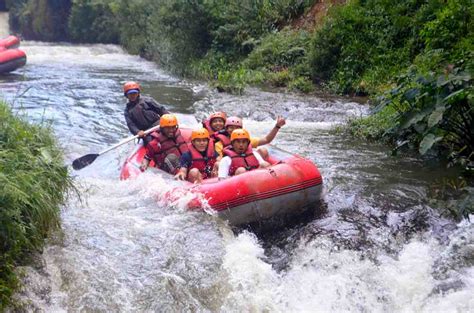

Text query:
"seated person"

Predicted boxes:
[[140, 114, 189, 174], [123, 81, 169, 146], [218, 129, 270, 179], [175, 128, 219, 184], [214, 116, 286, 159], [202, 112, 227, 135]]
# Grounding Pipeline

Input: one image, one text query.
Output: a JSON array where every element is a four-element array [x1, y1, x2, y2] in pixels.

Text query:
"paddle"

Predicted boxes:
[[72, 125, 160, 170]]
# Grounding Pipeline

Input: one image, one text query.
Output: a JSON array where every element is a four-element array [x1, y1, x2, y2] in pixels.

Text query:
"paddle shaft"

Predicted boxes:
[[72, 124, 161, 170], [98, 124, 160, 156]]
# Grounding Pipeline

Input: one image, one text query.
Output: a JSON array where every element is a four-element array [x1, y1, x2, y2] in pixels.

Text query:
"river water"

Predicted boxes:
[[1, 13, 473, 312]]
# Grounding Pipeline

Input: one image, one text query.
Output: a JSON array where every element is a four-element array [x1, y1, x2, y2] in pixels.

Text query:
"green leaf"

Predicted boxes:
[[40, 148, 53, 164], [399, 106, 432, 129], [444, 89, 465, 102], [428, 108, 445, 128], [419, 133, 442, 155], [403, 88, 420, 101]]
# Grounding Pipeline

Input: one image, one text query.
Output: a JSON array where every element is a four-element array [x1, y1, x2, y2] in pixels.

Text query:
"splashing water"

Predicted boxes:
[[1, 40, 472, 311]]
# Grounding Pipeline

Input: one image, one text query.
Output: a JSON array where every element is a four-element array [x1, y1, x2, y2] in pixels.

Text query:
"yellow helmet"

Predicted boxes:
[[159, 114, 178, 127], [191, 128, 210, 141], [230, 129, 250, 142]]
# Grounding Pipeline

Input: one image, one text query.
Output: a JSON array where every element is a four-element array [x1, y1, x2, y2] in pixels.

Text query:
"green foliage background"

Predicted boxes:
[[7, 0, 472, 166], [0, 101, 72, 309]]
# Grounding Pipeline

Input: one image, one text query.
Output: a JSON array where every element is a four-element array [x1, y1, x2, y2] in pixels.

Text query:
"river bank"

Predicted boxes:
[[0, 100, 72, 310]]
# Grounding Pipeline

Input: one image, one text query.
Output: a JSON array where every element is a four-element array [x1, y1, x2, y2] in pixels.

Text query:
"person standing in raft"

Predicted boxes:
[[218, 129, 270, 179], [140, 114, 188, 174], [202, 112, 227, 136], [213, 116, 286, 159], [123, 81, 169, 145], [175, 128, 219, 184]]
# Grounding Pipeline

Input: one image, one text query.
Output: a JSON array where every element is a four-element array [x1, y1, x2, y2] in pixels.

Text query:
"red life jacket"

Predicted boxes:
[[223, 144, 260, 176], [211, 130, 231, 147], [202, 119, 215, 136], [150, 129, 189, 168], [188, 139, 217, 179]]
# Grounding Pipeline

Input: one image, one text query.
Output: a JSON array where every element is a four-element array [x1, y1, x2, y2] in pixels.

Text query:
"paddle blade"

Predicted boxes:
[[72, 153, 99, 170]]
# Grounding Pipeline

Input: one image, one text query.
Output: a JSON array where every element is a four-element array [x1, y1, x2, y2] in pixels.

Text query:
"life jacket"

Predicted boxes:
[[150, 129, 189, 168], [223, 144, 260, 176], [125, 96, 164, 132], [188, 139, 217, 179], [202, 119, 215, 136], [211, 130, 231, 147]]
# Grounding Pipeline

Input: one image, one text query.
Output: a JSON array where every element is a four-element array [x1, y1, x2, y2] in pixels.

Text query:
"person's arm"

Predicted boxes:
[[257, 116, 286, 146], [124, 110, 141, 135], [175, 152, 191, 180], [217, 156, 232, 180], [253, 150, 270, 168]]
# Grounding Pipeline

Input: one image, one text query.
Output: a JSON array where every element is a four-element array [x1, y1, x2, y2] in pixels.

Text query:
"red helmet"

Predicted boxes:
[[209, 112, 227, 122], [225, 116, 243, 128], [123, 81, 141, 96]]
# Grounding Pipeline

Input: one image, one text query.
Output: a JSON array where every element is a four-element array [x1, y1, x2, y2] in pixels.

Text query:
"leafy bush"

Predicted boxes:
[[244, 29, 310, 71], [9, 0, 71, 41], [288, 76, 314, 93], [309, 0, 472, 94], [374, 65, 473, 167], [68, 0, 120, 43], [268, 69, 291, 87], [0, 101, 72, 309]]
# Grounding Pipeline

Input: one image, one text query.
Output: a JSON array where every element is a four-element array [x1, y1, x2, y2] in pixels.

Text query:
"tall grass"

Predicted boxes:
[[0, 100, 72, 309]]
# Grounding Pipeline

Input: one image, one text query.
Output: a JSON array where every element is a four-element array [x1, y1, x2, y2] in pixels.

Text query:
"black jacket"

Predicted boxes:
[[124, 96, 169, 135]]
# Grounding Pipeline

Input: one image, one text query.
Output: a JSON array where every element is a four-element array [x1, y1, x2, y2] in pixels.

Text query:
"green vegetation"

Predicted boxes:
[[0, 101, 72, 310], [7, 0, 71, 41], [7, 0, 472, 182]]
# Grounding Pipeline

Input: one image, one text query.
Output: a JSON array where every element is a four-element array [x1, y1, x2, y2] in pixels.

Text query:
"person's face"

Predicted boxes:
[[211, 118, 225, 131], [192, 138, 209, 152], [232, 139, 249, 154], [127, 92, 139, 102], [226, 125, 240, 134], [162, 126, 177, 138]]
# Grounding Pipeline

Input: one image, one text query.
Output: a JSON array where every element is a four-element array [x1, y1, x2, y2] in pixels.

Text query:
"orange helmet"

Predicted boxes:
[[159, 114, 178, 127], [123, 81, 141, 96], [225, 116, 243, 128], [191, 128, 210, 141], [209, 112, 227, 122], [230, 129, 250, 142]]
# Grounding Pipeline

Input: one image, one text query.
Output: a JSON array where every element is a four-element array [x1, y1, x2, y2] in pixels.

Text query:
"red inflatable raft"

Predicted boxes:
[[120, 128, 323, 226], [0, 35, 20, 49], [0, 36, 27, 73]]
